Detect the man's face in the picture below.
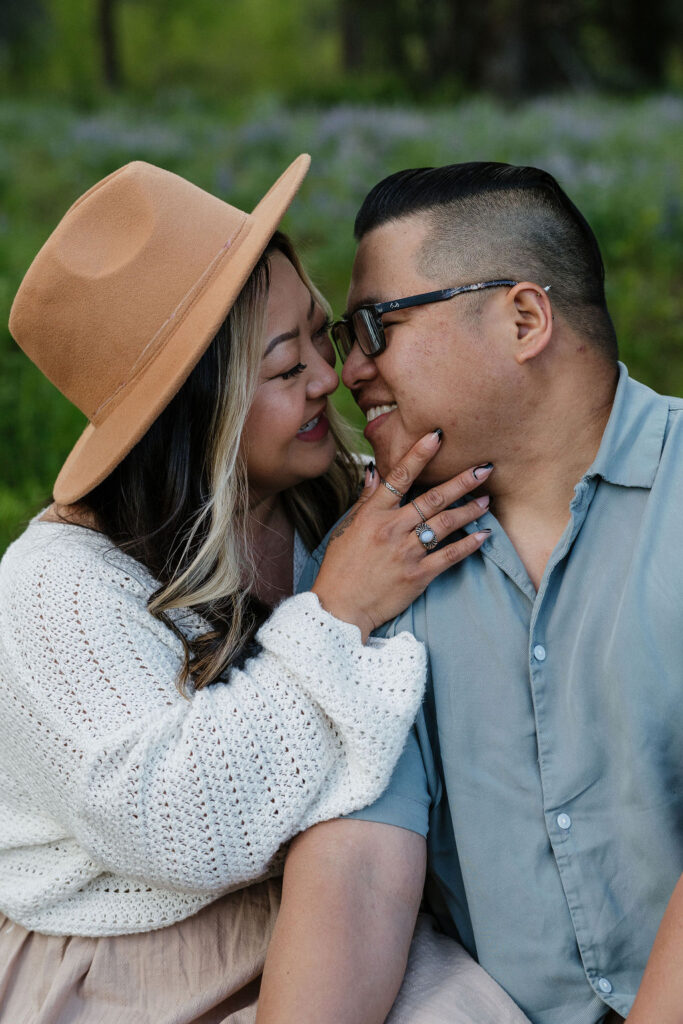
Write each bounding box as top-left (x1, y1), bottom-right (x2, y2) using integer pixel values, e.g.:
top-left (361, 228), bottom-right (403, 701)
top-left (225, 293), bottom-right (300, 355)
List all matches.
top-left (342, 213), bottom-right (511, 483)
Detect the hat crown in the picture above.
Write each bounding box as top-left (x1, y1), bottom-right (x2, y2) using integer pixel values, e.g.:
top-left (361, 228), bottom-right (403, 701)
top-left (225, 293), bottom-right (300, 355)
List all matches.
top-left (10, 162), bottom-right (249, 422)
top-left (8, 153), bottom-right (310, 504)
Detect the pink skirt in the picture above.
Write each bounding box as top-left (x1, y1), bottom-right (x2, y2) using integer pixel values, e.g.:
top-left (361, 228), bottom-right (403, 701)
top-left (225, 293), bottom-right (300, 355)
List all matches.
top-left (0, 879), bottom-right (281, 1024)
top-left (0, 889), bottom-right (615, 1024)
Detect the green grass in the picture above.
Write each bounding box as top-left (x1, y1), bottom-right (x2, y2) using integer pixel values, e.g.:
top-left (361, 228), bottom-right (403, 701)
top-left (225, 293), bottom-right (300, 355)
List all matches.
top-left (2, 92), bottom-right (682, 552)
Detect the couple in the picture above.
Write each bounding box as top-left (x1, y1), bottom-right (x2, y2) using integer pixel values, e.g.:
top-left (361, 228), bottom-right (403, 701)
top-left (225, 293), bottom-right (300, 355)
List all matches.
top-left (0, 154), bottom-right (681, 1024)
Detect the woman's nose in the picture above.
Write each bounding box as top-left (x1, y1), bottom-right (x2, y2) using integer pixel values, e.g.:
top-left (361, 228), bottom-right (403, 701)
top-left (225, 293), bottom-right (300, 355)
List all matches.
top-left (308, 350), bottom-right (340, 397)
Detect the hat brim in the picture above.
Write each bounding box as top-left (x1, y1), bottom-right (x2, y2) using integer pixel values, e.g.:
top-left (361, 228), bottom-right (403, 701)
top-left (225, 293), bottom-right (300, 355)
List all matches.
top-left (54, 154), bottom-right (311, 504)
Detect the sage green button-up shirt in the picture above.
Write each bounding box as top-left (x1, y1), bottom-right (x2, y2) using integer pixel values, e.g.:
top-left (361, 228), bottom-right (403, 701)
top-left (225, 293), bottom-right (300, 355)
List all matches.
top-left (301, 364), bottom-right (683, 1024)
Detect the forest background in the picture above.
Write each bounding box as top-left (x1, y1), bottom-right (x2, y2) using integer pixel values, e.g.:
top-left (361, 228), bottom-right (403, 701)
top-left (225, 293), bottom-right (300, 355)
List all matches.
top-left (1, 0), bottom-right (682, 551)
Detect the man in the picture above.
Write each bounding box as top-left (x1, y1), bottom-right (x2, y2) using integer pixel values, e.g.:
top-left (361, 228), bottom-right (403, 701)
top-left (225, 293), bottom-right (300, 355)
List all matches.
top-left (256, 163), bottom-right (683, 1024)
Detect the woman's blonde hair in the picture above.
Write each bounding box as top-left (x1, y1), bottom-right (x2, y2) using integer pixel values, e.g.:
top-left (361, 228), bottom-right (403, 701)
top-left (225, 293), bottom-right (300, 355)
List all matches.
top-left (82, 232), bottom-right (361, 691)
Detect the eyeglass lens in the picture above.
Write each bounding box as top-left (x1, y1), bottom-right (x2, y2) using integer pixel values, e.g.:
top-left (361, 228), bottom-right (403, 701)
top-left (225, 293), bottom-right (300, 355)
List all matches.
top-left (354, 308), bottom-right (384, 357)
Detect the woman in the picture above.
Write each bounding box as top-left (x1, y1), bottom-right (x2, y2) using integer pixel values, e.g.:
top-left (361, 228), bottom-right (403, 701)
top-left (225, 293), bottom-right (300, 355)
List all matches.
top-left (0, 156), bottom-right (491, 1022)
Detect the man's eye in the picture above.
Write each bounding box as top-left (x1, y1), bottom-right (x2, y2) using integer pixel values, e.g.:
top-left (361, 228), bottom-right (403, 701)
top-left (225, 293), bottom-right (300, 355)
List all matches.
top-left (280, 362), bottom-right (307, 380)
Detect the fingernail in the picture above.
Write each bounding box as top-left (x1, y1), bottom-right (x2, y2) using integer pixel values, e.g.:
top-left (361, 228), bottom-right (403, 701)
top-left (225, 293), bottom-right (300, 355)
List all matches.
top-left (474, 495), bottom-right (490, 509)
top-left (475, 529), bottom-right (492, 540)
top-left (368, 460), bottom-right (375, 479)
top-left (473, 462), bottom-right (493, 480)
top-left (432, 428), bottom-right (443, 441)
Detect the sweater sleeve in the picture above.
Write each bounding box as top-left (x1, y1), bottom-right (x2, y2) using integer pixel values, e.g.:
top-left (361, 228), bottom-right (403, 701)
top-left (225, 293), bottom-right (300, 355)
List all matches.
top-left (1, 531), bottom-right (425, 895)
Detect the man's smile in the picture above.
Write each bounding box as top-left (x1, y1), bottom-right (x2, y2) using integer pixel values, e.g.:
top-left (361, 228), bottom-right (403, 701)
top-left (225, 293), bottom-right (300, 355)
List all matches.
top-left (365, 403), bottom-right (398, 424)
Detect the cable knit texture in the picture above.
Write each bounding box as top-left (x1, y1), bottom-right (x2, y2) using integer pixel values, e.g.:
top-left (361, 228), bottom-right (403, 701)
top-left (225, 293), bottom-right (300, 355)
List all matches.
top-left (0, 521), bottom-right (426, 936)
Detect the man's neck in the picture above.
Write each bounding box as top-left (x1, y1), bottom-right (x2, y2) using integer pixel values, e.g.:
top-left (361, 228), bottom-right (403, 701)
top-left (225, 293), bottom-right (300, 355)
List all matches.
top-left (479, 361), bottom-right (618, 591)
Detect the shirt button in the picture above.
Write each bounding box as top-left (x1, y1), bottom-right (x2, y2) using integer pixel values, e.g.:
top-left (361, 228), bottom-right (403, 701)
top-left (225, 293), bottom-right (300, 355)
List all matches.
top-left (557, 813), bottom-right (572, 830)
top-left (533, 644), bottom-right (547, 661)
top-left (597, 977), bottom-right (613, 994)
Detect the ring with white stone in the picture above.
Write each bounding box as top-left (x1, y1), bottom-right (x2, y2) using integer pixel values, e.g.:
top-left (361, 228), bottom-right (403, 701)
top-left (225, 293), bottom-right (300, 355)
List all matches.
top-left (416, 522), bottom-right (438, 550)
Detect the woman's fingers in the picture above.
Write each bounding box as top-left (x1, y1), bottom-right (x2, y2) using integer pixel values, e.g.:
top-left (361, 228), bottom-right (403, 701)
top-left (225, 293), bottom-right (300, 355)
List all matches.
top-left (363, 460), bottom-right (379, 497)
top-left (312, 440), bottom-right (493, 642)
top-left (421, 528), bottom-right (492, 582)
top-left (414, 495), bottom-right (490, 544)
top-left (376, 430), bottom-right (443, 505)
top-left (405, 462), bottom-right (494, 521)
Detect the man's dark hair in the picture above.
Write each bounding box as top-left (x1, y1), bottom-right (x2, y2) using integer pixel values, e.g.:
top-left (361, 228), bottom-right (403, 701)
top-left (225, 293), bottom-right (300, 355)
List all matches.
top-left (354, 162), bottom-right (618, 359)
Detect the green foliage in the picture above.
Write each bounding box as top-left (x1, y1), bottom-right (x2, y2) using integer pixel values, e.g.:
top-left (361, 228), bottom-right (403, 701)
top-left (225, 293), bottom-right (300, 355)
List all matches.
top-left (1, 92), bottom-right (682, 553)
top-left (3, 0), bottom-right (682, 104)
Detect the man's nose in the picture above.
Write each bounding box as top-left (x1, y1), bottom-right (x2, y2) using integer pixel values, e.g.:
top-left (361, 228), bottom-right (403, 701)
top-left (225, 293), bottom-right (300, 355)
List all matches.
top-left (341, 342), bottom-right (378, 390)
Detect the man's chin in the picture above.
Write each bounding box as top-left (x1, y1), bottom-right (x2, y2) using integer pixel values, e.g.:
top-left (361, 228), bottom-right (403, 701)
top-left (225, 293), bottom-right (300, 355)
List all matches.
top-left (371, 438), bottom-right (449, 488)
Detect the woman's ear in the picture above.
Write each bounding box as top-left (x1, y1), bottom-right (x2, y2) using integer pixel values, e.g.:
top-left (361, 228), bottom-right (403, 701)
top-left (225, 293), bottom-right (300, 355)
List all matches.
top-left (509, 283), bottom-right (553, 365)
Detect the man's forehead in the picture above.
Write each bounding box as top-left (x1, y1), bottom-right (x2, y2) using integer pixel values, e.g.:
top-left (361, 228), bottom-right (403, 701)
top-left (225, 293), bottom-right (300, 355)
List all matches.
top-left (346, 213), bottom-right (434, 311)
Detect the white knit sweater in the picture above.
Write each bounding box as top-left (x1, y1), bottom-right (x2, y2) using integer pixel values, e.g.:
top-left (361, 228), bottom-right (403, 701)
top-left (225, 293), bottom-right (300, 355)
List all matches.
top-left (0, 521), bottom-right (426, 937)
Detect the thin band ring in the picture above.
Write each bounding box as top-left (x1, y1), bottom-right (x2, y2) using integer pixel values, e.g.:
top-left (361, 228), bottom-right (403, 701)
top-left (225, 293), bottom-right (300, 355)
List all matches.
top-left (411, 499), bottom-right (426, 523)
top-left (380, 477), bottom-right (405, 499)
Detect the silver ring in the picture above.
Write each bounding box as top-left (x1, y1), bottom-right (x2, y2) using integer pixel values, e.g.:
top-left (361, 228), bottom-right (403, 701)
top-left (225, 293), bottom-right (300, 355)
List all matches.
top-left (416, 522), bottom-right (438, 551)
top-left (381, 478), bottom-right (405, 499)
top-left (411, 500), bottom-right (426, 523)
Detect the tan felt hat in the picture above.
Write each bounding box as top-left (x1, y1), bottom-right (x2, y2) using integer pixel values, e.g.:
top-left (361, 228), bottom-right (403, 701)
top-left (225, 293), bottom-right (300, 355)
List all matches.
top-left (9, 154), bottom-right (311, 504)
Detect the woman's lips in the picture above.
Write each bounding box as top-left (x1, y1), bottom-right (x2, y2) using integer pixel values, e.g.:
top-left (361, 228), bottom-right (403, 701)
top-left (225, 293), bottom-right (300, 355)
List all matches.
top-left (296, 412), bottom-right (329, 442)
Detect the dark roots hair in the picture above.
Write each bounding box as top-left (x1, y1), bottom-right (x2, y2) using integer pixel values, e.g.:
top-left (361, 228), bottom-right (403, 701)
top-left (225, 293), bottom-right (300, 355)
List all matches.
top-left (76, 232), bottom-right (361, 691)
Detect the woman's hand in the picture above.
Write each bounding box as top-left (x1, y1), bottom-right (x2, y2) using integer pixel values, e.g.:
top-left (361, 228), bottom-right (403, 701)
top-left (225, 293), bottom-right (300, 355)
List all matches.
top-left (312, 430), bottom-right (493, 642)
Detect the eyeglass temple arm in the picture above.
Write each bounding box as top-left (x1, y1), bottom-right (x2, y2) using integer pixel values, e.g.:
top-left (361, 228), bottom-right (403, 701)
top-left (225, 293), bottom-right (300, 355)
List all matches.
top-left (373, 280), bottom-right (522, 316)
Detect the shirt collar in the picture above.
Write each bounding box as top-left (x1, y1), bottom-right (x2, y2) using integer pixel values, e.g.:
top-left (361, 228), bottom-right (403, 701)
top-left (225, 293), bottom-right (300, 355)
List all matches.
top-left (587, 361), bottom-right (670, 488)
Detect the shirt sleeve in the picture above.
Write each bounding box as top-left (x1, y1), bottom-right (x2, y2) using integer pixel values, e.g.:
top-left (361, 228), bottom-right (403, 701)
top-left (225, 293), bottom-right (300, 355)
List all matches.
top-left (345, 723), bottom-right (431, 836)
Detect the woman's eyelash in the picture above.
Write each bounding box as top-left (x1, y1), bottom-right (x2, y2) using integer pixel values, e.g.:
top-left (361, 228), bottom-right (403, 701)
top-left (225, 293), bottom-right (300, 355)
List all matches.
top-left (314, 318), bottom-right (332, 338)
top-left (280, 362), bottom-right (307, 380)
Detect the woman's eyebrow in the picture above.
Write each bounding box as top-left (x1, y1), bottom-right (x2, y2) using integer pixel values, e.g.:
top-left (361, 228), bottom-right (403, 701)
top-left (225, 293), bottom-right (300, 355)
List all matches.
top-left (264, 327), bottom-right (299, 357)
top-left (264, 296), bottom-right (318, 356)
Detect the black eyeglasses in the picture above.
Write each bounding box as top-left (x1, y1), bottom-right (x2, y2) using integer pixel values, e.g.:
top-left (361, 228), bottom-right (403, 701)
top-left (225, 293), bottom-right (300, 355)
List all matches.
top-left (331, 279), bottom-right (520, 362)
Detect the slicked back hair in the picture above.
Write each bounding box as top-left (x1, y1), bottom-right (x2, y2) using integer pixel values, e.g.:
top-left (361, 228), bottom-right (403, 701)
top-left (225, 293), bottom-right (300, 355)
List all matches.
top-left (354, 162), bottom-right (618, 360)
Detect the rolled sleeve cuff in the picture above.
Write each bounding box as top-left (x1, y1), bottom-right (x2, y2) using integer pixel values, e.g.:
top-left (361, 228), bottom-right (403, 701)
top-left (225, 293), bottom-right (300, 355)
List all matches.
top-left (344, 726), bottom-right (431, 837)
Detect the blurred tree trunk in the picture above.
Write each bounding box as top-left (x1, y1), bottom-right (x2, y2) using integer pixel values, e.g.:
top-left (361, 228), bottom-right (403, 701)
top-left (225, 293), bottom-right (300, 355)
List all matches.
top-left (336, 0), bottom-right (676, 95)
top-left (97, 0), bottom-right (122, 89)
top-left (474, 0), bottom-right (589, 95)
top-left (339, 0), bottom-right (366, 70)
top-left (603, 0), bottom-right (677, 86)
top-left (339, 0), bottom-right (413, 83)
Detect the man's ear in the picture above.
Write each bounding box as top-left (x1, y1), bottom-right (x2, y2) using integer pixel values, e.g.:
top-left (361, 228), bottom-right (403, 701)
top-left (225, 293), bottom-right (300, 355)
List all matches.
top-left (509, 283), bottom-right (553, 365)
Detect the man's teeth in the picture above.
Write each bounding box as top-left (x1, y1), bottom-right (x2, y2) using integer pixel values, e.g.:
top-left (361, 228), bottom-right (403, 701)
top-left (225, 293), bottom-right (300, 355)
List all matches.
top-left (366, 403), bottom-right (398, 424)
top-left (298, 415), bottom-right (320, 433)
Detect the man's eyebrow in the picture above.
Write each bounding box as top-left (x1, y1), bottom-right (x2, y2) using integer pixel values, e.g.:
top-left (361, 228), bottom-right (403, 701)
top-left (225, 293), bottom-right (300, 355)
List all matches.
top-left (264, 327), bottom-right (299, 357)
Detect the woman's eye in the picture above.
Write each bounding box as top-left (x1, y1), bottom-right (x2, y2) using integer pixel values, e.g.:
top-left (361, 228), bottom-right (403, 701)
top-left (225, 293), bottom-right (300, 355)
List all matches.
top-left (280, 362), bottom-right (307, 381)
top-left (314, 319), bottom-right (332, 340)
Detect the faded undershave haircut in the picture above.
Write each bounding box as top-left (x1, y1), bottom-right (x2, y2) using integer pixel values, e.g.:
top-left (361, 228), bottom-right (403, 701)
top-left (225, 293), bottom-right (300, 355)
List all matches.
top-left (354, 162), bottom-right (618, 360)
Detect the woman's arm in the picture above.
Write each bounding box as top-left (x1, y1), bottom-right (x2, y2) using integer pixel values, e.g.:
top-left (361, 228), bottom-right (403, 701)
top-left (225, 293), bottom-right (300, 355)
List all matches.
top-left (256, 819), bottom-right (426, 1024)
top-left (626, 873), bottom-right (683, 1024)
top-left (2, 535), bottom-right (426, 896)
